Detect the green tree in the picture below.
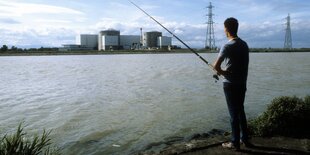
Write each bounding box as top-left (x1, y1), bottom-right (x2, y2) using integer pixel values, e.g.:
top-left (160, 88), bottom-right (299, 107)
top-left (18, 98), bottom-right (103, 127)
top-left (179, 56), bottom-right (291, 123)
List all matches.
top-left (10, 46), bottom-right (18, 51)
top-left (39, 46), bottom-right (44, 51)
top-left (1, 45), bottom-right (8, 52)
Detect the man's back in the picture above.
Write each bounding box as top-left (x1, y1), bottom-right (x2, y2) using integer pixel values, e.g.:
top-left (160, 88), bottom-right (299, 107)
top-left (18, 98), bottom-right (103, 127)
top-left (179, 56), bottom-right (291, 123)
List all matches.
top-left (219, 38), bottom-right (249, 84)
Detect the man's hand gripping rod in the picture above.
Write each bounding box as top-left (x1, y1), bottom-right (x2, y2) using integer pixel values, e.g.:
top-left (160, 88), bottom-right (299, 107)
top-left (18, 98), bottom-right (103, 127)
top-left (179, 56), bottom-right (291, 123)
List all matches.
top-left (129, 1), bottom-right (220, 81)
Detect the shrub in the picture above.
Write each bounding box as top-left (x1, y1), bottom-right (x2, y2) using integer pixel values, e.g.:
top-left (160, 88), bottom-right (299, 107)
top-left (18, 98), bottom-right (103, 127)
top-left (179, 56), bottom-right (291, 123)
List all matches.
top-left (0, 123), bottom-right (60, 155)
top-left (248, 96), bottom-right (310, 138)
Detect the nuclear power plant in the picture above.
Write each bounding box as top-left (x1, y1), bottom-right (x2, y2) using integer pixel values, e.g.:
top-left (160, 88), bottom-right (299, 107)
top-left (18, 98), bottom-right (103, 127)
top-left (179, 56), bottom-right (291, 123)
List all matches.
top-left (60, 29), bottom-right (172, 51)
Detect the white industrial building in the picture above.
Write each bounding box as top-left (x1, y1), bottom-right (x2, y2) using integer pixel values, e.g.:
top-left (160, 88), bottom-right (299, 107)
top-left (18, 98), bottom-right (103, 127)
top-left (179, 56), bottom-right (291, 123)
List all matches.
top-left (98, 30), bottom-right (120, 51)
top-left (143, 31), bottom-right (162, 48)
top-left (60, 29), bottom-right (172, 51)
top-left (120, 35), bottom-right (141, 50)
top-left (98, 29), bottom-right (171, 51)
top-left (76, 34), bottom-right (98, 50)
top-left (101, 35), bottom-right (119, 50)
top-left (158, 36), bottom-right (172, 49)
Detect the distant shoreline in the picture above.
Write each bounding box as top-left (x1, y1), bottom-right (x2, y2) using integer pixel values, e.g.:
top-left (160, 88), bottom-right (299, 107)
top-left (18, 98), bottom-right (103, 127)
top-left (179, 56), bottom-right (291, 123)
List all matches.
top-left (0, 50), bottom-right (208, 56)
top-left (0, 49), bottom-right (309, 56)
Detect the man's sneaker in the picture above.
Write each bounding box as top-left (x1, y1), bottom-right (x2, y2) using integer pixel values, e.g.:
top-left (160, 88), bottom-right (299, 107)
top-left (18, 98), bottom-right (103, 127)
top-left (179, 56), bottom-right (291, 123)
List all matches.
top-left (222, 142), bottom-right (240, 151)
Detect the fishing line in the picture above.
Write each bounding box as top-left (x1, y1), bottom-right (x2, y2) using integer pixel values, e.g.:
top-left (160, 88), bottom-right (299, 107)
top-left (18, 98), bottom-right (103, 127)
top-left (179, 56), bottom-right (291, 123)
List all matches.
top-left (129, 0), bottom-right (220, 81)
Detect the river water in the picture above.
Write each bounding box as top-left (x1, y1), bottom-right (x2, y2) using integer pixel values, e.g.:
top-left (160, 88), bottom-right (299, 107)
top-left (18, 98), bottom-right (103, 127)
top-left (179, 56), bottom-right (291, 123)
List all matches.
top-left (0, 53), bottom-right (309, 154)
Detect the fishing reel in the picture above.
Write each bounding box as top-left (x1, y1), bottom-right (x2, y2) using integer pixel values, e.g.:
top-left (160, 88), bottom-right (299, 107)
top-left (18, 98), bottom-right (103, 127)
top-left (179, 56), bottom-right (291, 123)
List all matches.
top-left (213, 74), bottom-right (219, 83)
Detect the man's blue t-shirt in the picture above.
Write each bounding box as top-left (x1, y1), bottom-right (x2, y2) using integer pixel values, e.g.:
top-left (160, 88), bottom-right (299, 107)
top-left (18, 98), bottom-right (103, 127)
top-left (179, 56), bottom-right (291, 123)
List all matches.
top-left (218, 38), bottom-right (249, 84)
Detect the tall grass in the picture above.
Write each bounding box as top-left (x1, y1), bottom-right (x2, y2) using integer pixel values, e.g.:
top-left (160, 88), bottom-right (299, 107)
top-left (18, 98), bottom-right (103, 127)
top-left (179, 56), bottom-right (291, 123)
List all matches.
top-left (0, 123), bottom-right (60, 155)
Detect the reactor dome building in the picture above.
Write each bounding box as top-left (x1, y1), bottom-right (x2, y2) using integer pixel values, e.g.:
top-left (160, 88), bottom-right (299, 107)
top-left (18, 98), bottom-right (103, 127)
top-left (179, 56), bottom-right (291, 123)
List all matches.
top-left (60, 29), bottom-right (172, 51)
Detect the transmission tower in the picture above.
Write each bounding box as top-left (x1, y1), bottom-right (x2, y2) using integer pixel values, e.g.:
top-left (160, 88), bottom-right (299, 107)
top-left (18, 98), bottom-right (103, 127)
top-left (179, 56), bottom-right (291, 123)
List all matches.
top-left (284, 13), bottom-right (292, 49)
top-left (205, 2), bottom-right (216, 50)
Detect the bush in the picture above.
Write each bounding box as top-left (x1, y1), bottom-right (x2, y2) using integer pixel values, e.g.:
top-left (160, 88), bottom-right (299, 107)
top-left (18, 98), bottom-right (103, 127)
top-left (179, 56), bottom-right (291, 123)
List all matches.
top-left (248, 96), bottom-right (310, 138)
top-left (0, 123), bottom-right (60, 155)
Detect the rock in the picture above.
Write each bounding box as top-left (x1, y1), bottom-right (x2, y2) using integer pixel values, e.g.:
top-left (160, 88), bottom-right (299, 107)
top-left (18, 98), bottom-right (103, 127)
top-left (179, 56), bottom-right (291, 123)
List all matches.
top-left (164, 136), bottom-right (184, 145)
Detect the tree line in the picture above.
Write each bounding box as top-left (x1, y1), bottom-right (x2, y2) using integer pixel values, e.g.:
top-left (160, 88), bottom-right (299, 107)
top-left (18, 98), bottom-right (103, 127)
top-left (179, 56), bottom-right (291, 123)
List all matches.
top-left (1, 45), bottom-right (58, 52)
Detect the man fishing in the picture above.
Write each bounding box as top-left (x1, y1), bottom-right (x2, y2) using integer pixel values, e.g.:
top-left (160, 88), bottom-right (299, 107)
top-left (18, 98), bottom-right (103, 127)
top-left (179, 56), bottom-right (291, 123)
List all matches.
top-left (213, 17), bottom-right (251, 151)
top-left (130, 1), bottom-right (252, 151)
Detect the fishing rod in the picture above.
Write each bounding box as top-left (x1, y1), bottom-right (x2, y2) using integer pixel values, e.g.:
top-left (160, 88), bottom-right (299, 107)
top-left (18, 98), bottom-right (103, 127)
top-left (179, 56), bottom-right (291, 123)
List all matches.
top-left (129, 0), bottom-right (220, 81)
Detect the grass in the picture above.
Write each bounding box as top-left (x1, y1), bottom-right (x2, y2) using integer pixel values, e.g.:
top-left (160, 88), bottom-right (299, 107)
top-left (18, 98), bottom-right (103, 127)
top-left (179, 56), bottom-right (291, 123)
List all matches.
top-left (0, 123), bottom-right (60, 155)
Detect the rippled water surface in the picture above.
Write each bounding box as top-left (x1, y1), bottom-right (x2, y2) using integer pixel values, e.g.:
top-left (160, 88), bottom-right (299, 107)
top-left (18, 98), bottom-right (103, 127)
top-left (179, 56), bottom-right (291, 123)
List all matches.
top-left (0, 53), bottom-right (309, 154)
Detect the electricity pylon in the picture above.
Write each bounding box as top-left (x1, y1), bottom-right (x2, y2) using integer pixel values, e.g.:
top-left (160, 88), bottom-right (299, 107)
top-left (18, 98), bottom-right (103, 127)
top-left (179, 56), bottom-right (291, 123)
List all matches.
top-left (284, 13), bottom-right (292, 49)
top-left (205, 2), bottom-right (216, 50)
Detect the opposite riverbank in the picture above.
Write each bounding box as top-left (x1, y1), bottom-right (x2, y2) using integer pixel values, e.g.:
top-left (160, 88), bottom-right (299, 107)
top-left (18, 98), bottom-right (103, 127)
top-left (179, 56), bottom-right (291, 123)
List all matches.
top-left (0, 48), bottom-right (309, 56)
top-left (0, 49), bottom-right (199, 56)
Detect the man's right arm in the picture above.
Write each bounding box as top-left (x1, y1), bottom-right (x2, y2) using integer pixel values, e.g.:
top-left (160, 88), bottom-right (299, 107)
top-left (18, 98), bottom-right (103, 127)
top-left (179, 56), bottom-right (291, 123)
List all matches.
top-left (213, 45), bottom-right (231, 76)
top-left (213, 55), bottom-right (231, 76)
top-left (213, 57), bottom-right (225, 75)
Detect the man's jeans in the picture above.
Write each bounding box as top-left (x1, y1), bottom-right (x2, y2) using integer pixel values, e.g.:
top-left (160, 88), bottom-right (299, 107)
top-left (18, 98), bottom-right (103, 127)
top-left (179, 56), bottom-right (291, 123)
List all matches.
top-left (223, 82), bottom-right (249, 147)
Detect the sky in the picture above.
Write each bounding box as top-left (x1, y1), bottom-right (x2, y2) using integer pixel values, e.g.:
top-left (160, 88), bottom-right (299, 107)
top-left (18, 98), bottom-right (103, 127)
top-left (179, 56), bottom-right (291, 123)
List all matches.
top-left (0, 0), bottom-right (309, 49)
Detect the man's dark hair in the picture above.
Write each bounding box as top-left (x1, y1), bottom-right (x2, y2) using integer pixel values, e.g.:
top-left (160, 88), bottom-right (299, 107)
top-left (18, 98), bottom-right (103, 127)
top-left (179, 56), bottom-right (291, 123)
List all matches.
top-left (224, 17), bottom-right (239, 36)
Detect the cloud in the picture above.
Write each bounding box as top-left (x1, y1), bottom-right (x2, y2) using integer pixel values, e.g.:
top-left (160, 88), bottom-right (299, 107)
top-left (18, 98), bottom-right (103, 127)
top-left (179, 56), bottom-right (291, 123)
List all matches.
top-left (33, 19), bottom-right (72, 24)
top-left (0, 27), bottom-right (78, 48)
top-left (0, 1), bottom-right (84, 17)
top-left (0, 0), bottom-right (308, 49)
top-left (0, 18), bottom-right (20, 24)
top-left (0, 0), bottom-right (88, 48)
top-left (237, 18), bottom-right (310, 48)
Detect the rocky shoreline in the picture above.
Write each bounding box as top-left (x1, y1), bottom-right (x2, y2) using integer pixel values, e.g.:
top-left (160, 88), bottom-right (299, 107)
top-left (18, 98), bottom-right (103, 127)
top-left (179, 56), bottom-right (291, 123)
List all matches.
top-left (136, 129), bottom-right (230, 155)
top-left (136, 129), bottom-right (310, 155)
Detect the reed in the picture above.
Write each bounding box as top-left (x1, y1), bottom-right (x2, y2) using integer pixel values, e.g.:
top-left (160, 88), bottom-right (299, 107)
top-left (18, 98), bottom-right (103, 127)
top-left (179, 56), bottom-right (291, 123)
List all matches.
top-left (0, 123), bottom-right (60, 155)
